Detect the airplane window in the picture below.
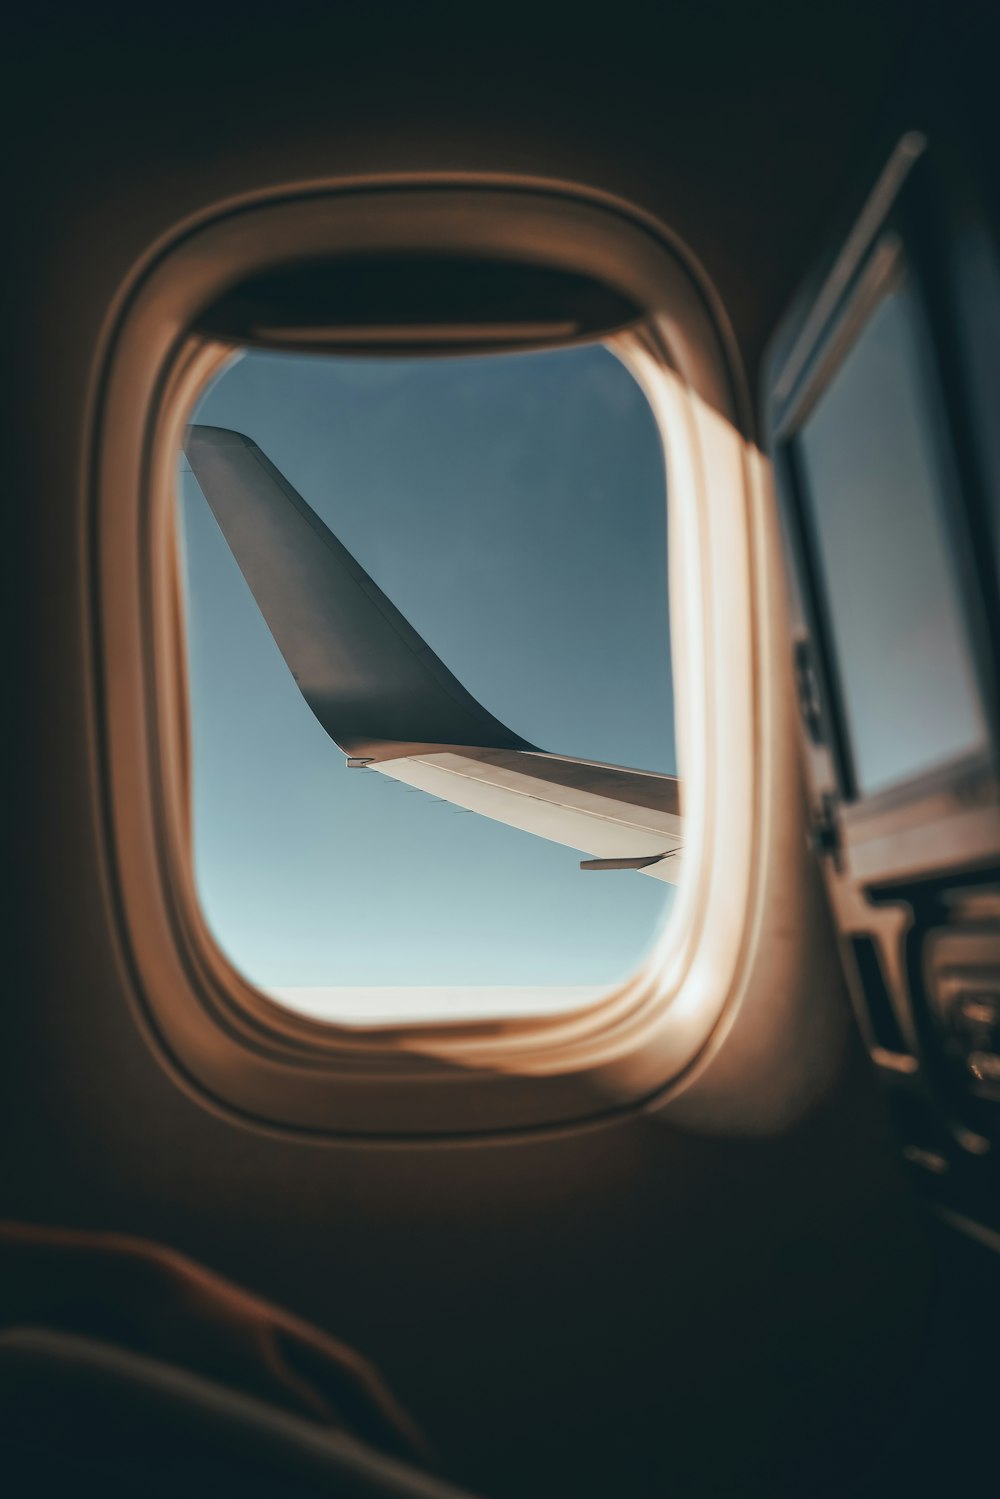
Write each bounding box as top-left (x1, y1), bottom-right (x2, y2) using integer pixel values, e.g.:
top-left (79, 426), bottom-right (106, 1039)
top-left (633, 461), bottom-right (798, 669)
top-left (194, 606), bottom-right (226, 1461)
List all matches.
top-left (176, 343), bottom-right (679, 1025)
top-left (796, 274), bottom-right (988, 799)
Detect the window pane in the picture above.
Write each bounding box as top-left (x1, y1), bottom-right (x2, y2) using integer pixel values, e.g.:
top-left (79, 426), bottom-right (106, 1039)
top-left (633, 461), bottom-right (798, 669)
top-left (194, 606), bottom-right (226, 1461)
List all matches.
top-left (177, 343), bottom-right (677, 1023)
top-left (797, 276), bottom-right (986, 799)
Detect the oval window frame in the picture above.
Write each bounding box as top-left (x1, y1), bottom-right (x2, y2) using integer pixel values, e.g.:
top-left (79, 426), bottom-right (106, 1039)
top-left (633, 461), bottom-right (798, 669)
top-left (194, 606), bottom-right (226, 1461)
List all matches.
top-left (90, 178), bottom-right (762, 1137)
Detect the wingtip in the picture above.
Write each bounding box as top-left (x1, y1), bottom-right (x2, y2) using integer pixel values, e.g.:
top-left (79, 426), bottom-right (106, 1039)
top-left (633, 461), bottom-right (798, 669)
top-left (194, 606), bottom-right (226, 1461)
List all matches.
top-left (184, 424), bottom-right (257, 456)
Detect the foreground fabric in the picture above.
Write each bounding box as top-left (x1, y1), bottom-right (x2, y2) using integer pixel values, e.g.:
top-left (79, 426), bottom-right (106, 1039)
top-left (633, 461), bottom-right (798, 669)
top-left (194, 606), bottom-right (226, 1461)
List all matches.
top-left (0, 1221), bottom-right (429, 1466)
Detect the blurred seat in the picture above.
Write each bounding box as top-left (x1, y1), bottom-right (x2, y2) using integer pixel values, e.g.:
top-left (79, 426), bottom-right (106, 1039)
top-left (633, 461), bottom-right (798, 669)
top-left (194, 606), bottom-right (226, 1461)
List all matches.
top-left (0, 1223), bottom-right (474, 1498)
top-left (0, 1327), bottom-right (476, 1497)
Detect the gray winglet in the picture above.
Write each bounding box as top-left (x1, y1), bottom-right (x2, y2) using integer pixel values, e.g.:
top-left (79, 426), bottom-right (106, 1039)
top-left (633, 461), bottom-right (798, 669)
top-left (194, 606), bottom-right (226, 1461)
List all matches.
top-left (184, 426), bottom-right (534, 760)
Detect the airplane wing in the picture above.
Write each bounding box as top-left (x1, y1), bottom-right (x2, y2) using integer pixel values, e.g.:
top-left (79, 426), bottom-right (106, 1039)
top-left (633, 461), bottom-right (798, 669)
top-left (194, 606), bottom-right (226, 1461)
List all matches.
top-left (184, 425), bottom-right (682, 884)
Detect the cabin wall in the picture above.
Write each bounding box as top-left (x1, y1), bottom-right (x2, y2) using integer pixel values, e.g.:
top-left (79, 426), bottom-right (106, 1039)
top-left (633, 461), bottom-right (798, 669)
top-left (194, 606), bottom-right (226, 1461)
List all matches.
top-left (2, 6), bottom-right (957, 1494)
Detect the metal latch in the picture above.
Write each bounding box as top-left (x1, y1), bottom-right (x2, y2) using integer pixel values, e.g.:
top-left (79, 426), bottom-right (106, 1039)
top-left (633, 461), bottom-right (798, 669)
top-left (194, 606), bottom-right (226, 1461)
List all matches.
top-left (793, 638), bottom-right (824, 745)
top-left (810, 791), bottom-right (842, 870)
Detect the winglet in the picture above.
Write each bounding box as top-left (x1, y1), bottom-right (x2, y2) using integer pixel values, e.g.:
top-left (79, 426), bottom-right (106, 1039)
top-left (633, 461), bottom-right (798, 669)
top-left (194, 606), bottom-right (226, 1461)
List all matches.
top-left (184, 426), bottom-right (534, 760)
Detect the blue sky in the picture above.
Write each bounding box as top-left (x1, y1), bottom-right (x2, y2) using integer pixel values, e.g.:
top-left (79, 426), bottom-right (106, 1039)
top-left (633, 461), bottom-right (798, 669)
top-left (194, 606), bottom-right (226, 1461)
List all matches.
top-left (178, 343), bottom-right (675, 1010)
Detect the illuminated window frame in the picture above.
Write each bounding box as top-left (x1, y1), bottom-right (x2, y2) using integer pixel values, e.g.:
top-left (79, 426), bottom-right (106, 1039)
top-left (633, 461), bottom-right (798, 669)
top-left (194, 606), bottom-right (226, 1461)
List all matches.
top-left (91, 181), bottom-right (763, 1136)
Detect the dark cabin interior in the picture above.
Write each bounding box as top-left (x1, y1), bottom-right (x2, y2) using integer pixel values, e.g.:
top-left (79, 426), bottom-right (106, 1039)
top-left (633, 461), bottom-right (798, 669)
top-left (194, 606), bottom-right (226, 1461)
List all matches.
top-left (3, 4), bottom-right (999, 1495)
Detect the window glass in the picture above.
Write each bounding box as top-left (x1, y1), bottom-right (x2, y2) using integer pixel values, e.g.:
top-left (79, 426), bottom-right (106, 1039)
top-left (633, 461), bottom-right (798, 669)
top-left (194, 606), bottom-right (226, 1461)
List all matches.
top-left (797, 276), bottom-right (986, 799)
top-left (177, 343), bottom-right (677, 1023)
